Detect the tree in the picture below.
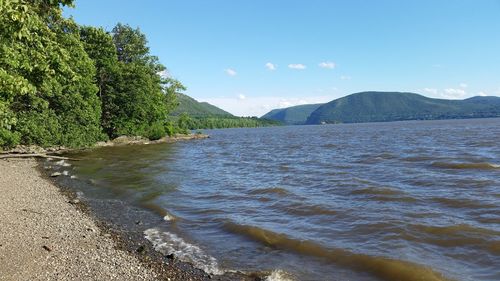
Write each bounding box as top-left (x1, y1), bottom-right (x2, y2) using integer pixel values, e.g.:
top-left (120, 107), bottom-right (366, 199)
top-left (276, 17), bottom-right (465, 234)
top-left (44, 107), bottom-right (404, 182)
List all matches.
top-left (105, 23), bottom-right (182, 139)
top-left (79, 26), bottom-right (120, 137)
top-left (0, 0), bottom-right (105, 148)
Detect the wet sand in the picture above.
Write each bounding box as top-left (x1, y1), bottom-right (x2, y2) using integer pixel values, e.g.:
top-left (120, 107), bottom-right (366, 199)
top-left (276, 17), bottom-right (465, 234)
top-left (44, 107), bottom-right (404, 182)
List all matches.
top-left (0, 159), bottom-right (255, 281)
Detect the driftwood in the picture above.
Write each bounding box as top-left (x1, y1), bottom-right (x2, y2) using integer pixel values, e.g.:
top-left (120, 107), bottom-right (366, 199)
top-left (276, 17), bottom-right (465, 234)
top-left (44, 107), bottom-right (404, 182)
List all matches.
top-left (0, 153), bottom-right (76, 161)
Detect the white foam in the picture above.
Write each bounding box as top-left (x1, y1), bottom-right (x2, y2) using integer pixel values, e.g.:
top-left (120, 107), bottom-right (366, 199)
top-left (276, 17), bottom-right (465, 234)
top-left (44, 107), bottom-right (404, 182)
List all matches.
top-left (70, 175), bottom-right (78, 179)
top-left (62, 170), bottom-right (69, 176)
top-left (144, 228), bottom-right (223, 275)
top-left (163, 214), bottom-right (175, 222)
top-left (55, 159), bottom-right (72, 167)
top-left (265, 270), bottom-right (295, 281)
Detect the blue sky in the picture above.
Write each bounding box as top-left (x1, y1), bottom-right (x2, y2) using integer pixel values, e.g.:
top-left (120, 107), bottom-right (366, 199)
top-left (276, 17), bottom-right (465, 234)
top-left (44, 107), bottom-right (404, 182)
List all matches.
top-left (65, 0), bottom-right (500, 116)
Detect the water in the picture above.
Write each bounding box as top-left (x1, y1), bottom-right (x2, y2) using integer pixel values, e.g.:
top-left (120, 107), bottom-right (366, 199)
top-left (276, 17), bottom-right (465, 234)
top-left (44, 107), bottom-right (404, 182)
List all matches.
top-left (57, 118), bottom-right (500, 281)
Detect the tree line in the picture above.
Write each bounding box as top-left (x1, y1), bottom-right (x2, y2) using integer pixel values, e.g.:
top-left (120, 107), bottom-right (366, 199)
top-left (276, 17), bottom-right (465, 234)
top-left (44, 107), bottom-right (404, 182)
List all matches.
top-left (173, 113), bottom-right (280, 131)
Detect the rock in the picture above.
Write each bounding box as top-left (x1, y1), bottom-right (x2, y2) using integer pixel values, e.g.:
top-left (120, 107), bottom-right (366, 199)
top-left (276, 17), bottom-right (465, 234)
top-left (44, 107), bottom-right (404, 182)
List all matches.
top-left (166, 253), bottom-right (175, 260)
top-left (42, 245), bottom-right (52, 252)
top-left (68, 199), bottom-right (80, 204)
top-left (103, 233), bottom-right (112, 238)
top-left (135, 220), bottom-right (142, 225)
top-left (50, 172), bottom-right (62, 177)
top-left (136, 245), bottom-right (145, 254)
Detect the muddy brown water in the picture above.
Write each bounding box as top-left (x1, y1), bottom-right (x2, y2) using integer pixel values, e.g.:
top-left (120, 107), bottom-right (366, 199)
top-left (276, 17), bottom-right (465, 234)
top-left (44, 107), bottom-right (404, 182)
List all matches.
top-left (54, 118), bottom-right (500, 281)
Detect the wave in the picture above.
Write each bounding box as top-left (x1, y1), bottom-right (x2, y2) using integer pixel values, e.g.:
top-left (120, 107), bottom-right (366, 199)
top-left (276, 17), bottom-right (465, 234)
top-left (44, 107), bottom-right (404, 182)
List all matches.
top-left (431, 197), bottom-right (497, 209)
top-left (350, 187), bottom-right (417, 203)
top-left (431, 162), bottom-right (500, 170)
top-left (412, 223), bottom-right (500, 237)
top-left (408, 224), bottom-right (500, 255)
top-left (401, 156), bottom-right (436, 162)
top-left (350, 187), bottom-right (405, 196)
top-left (223, 222), bottom-right (451, 281)
top-left (249, 187), bottom-right (291, 196)
top-left (144, 228), bottom-right (223, 275)
top-left (273, 201), bottom-right (338, 216)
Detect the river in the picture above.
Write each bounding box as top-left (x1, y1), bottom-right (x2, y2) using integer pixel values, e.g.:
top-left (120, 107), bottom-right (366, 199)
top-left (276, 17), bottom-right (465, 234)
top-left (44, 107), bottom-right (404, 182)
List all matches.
top-left (55, 118), bottom-right (500, 281)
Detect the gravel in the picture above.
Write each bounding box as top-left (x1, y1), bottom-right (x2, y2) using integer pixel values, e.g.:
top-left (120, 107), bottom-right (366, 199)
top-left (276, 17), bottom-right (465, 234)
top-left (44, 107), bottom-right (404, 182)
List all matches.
top-left (0, 159), bottom-right (158, 281)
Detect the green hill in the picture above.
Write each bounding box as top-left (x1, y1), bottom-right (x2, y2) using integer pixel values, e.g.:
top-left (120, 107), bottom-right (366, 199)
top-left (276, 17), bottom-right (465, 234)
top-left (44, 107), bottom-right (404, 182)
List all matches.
top-left (306, 92), bottom-right (500, 124)
top-left (261, 104), bottom-right (323, 125)
top-left (171, 93), bottom-right (232, 117)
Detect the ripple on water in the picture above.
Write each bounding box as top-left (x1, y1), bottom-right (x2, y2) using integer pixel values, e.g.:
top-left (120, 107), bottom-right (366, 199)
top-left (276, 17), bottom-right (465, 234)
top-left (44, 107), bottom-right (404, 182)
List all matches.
top-left (223, 222), bottom-right (451, 281)
top-left (270, 200), bottom-right (339, 217)
top-left (430, 162), bottom-right (500, 170)
top-left (248, 187), bottom-right (292, 196)
top-left (406, 224), bottom-right (500, 256)
top-left (430, 197), bottom-right (497, 209)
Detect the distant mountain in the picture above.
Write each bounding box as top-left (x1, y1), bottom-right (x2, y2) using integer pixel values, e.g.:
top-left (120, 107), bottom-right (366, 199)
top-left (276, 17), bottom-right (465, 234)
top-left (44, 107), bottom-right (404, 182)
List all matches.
top-left (306, 92), bottom-right (500, 124)
top-left (171, 93), bottom-right (232, 117)
top-left (261, 103), bottom-right (323, 125)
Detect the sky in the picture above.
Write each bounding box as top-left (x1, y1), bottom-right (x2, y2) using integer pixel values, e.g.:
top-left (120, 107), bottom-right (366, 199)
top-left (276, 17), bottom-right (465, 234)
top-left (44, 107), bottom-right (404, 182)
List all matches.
top-left (65, 0), bottom-right (500, 117)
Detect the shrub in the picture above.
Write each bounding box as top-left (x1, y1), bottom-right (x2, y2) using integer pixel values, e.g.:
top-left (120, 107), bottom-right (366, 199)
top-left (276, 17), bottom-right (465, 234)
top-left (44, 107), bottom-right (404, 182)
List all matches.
top-left (147, 122), bottom-right (165, 140)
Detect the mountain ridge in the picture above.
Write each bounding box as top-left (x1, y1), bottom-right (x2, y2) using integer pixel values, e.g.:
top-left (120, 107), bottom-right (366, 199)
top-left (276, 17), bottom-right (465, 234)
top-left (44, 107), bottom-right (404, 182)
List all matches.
top-left (171, 93), bottom-right (233, 117)
top-left (261, 92), bottom-right (500, 125)
top-left (261, 103), bottom-right (323, 125)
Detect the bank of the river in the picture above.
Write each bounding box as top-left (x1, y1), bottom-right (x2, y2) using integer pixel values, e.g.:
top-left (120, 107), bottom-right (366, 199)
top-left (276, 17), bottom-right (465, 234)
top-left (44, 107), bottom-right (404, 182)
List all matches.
top-left (0, 157), bottom-right (257, 281)
top-left (1, 133), bottom-right (210, 155)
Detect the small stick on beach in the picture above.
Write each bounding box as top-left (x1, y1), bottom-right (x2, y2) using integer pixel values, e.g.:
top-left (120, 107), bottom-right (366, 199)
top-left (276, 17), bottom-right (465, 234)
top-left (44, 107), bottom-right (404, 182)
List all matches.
top-left (0, 154), bottom-right (77, 161)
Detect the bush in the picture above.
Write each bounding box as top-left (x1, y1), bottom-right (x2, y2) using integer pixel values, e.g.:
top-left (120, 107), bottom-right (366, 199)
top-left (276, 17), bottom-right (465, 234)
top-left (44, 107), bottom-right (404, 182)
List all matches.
top-left (147, 122), bottom-right (165, 140)
top-left (0, 128), bottom-right (20, 149)
top-left (15, 111), bottom-right (62, 147)
top-left (164, 121), bottom-right (175, 136)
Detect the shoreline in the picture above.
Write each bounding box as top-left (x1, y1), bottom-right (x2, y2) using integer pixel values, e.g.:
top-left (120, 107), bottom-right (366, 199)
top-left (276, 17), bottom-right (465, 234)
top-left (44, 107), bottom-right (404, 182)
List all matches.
top-left (0, 158), bottom-right (259, 281)
top-left (1, 133), bottom-right (210, 156)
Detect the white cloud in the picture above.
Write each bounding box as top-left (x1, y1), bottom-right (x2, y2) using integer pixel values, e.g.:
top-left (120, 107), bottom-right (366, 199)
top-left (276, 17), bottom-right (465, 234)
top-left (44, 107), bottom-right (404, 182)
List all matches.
top-left (225, 68), bottom-right (237, 76)
top-left (238, 93), bottom-right (246, 100)
top-left (459, 83), bottom-right (468, 88)
top-left (477, 91), bottom-right (487, 96)
top-left (443, 88), bottom-right (467, 99)
top-left (199, 95), bottom-right (334, 117)
top-left (288, 63), bottom-right (306, 70)
top-left (265, 62), bottom-right (276, 71)
top-left (422, 86), bottom-right (469, 99)
top-left (340, 75), bottom-right (351, 80)
top-left (318, 61), bottom-right (336, 69)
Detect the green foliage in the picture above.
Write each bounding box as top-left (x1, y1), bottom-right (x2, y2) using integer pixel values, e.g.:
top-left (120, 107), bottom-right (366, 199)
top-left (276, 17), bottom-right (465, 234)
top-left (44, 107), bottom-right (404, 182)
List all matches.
top-left (0, 0), bottom-right (105, 148)
top-left (89, 23), bottom-right (184, 140)
top-left (176, 112), bottom-right (192, 134)
top-left (146, 122), bottom-right (166, 141)
top-left (0, 128), bottom-right (20, 148)
top-left (164, 121), bottom-right (176, 137)
top-left (79, 26), bottom-right (120, 137)
top-left (0, 2), bottom-right (192, 148)
top-left (171, 115), bottom-right (280, 130)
